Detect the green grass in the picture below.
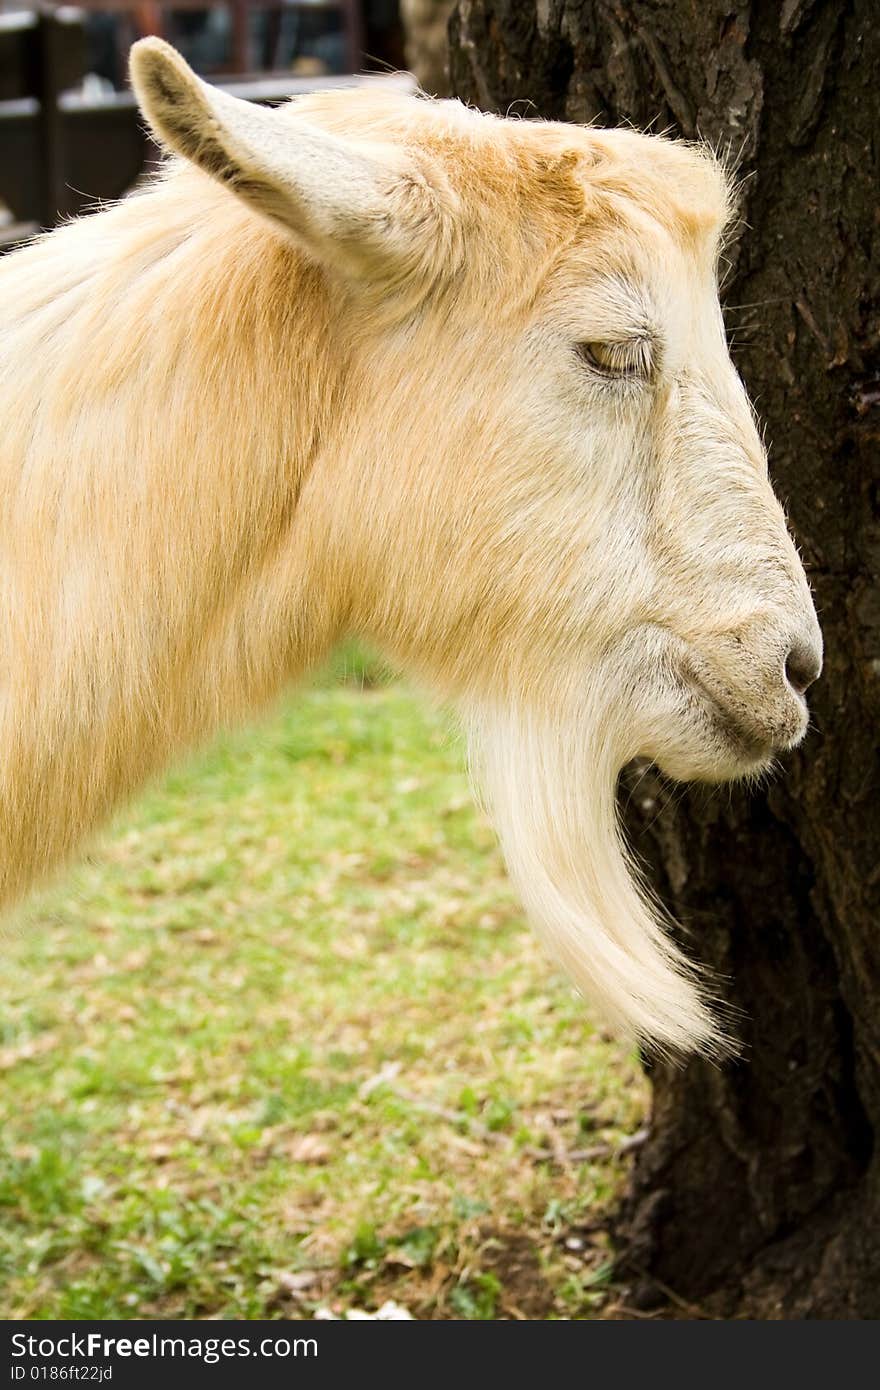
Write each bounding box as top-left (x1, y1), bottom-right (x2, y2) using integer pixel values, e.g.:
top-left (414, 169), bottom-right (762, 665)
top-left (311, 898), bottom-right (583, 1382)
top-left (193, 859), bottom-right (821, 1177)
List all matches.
top-left (0, 650), bottom-right (646, 1319)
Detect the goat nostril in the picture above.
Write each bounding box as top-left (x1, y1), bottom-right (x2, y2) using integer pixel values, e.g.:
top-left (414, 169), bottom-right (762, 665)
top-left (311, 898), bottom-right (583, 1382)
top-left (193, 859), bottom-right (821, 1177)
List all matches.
top-left (785, 643), bottom-right (821, 697)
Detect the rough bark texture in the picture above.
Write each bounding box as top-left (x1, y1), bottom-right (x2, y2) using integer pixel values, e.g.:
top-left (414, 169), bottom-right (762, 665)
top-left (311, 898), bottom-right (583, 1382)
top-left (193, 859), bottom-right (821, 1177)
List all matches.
top-left (449, 1), bottom-right (880, 1317)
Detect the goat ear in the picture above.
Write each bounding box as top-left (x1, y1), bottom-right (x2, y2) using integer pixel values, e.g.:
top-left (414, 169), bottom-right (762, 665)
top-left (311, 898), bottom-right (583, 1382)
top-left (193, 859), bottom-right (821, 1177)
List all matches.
top-left (129, 39), bottom-right (456, 281)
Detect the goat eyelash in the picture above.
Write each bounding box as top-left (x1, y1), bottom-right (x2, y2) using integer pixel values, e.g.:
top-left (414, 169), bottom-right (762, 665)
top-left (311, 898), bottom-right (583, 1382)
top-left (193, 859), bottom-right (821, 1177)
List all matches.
top-left (576, 338), bottom-right (654, 382)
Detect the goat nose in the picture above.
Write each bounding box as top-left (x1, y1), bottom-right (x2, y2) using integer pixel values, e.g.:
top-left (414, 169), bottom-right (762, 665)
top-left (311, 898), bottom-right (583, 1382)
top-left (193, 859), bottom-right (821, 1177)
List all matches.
top-left (784, 639), bottom-right (822, 697)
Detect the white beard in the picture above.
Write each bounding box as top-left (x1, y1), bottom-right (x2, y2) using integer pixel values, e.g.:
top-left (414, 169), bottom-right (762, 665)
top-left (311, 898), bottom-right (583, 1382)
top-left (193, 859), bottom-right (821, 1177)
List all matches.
top-left (465, 685), bottom-right (731, 1058)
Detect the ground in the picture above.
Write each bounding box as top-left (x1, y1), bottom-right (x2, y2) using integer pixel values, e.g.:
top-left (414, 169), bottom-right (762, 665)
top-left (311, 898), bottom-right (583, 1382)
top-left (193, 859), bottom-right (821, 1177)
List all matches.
top-left (0, 649), bottom-right (646, 1320)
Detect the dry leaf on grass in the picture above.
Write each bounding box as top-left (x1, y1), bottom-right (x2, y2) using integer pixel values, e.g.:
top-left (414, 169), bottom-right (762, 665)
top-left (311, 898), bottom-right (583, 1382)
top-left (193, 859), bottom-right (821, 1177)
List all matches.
top-left (289, 1134), bottom-right (332, 1164)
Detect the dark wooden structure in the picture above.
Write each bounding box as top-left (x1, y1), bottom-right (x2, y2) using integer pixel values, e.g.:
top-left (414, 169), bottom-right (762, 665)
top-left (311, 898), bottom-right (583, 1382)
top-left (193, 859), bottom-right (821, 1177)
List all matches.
top-left (53, 1), bottom-right (365, 81)
top-left (0, 3), bottom-right (368, 247)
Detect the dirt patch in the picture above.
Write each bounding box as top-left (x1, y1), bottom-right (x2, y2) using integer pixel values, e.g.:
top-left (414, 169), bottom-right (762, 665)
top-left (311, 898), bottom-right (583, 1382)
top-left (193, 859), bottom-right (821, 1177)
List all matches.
top-left (476, 1230), bottom-right (557, 1319)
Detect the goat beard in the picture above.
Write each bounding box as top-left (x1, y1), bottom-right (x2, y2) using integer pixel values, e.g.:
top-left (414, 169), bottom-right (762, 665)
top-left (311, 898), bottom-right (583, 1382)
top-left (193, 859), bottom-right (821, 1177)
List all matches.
top-left (465, 690), bottom-right (731, 1059)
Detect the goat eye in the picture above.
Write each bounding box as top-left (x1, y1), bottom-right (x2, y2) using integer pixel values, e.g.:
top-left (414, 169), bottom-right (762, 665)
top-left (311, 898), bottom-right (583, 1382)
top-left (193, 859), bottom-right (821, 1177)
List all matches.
top-left (576, 339), bottom-right (651, 380)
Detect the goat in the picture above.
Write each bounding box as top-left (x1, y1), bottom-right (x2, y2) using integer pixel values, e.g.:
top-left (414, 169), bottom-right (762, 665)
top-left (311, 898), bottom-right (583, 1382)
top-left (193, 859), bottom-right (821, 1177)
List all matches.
top-left (0, 40), bottom-right (822, 1055)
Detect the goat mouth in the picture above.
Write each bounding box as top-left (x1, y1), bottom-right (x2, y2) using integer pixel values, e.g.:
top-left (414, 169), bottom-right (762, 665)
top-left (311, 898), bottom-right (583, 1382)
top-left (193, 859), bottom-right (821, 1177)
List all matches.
top-left (682, 670), bottom-right (776, 763)
top-left (707, 700), bottom-right (774, 761)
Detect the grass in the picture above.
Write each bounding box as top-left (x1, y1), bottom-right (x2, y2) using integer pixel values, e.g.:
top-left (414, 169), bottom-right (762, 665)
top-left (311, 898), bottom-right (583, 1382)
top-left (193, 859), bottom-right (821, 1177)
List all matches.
top-left (0, 648), bottom-right (646, 1320)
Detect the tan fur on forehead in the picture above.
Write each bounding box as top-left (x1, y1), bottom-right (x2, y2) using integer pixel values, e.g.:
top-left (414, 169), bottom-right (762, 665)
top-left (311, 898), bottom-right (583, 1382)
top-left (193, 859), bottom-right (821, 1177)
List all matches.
top-left (576, 128), bottom-right (733, 247)
top-left (279, 87), bottom-right (732, 253)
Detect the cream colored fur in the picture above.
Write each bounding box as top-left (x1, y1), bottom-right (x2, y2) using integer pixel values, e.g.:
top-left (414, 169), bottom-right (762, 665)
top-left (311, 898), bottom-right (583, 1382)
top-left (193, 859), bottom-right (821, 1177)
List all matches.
top-left (0, 40), bottom-right (821, 1055)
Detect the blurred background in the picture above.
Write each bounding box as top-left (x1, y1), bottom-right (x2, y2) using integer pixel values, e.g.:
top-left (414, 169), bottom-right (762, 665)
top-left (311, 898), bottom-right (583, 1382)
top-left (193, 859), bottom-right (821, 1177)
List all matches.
top-left (0, 0), bottom-right (456, 247)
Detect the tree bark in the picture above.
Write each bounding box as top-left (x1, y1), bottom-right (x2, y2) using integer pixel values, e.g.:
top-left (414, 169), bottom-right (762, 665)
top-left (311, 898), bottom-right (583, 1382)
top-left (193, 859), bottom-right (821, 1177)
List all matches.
top-left (449, 0), bottom-right (880, 1317)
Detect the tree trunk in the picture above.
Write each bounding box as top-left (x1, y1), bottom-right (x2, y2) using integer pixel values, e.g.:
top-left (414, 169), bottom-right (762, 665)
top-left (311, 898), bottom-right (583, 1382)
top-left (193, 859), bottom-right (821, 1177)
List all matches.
top-left (449, 1), bottom-right (880, 1317)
